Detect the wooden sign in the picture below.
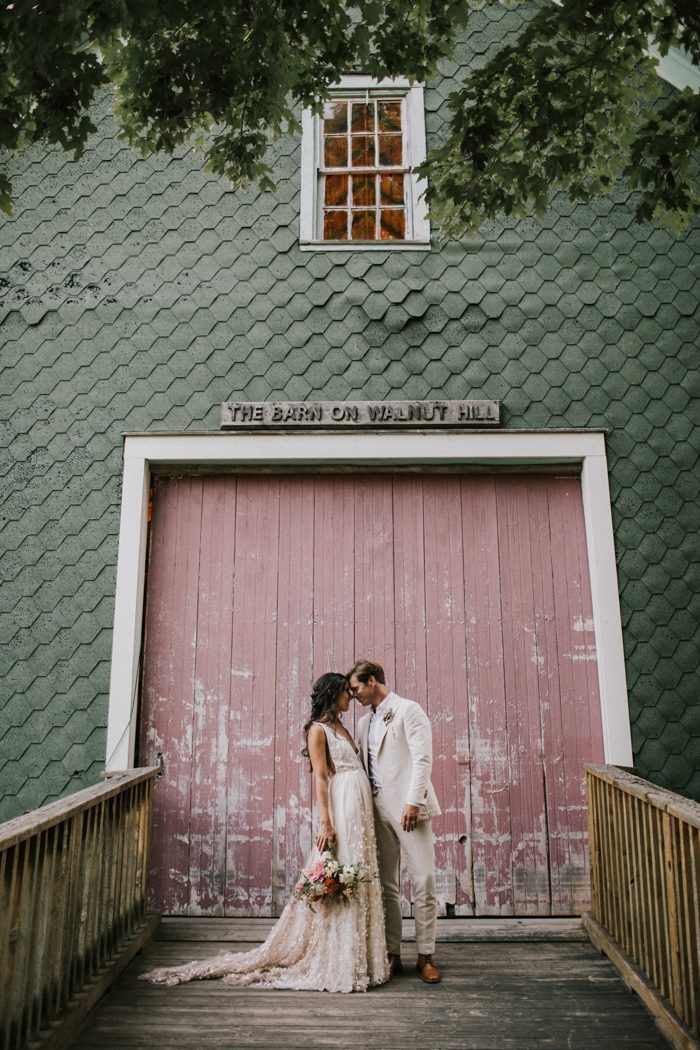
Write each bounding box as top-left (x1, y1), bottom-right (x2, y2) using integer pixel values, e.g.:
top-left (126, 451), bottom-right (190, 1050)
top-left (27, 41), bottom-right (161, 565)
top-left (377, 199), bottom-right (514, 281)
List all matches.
top-left (220, 400), bottom-right (500, 428)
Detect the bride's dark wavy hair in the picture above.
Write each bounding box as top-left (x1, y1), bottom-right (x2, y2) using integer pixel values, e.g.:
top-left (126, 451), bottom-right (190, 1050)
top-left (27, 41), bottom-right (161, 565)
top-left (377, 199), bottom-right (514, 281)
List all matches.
top-left (301, 672), bottom-right (349, 762)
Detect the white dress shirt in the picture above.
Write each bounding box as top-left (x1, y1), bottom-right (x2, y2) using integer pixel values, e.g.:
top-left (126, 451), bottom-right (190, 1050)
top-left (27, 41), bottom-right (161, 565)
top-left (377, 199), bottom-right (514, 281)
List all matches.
top-left (367, 692), bottom-right (396, 791)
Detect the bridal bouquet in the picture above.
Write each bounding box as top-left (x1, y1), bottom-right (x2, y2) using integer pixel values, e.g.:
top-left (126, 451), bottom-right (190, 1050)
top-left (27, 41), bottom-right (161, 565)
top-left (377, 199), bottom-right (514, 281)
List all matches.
top-left (292, 851), bottom-right (372, 910)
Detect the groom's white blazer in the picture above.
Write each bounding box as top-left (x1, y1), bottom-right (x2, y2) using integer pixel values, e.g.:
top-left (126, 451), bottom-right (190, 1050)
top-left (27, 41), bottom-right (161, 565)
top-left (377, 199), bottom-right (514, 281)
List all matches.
top-left (357, 693), bottom-right (441, 823)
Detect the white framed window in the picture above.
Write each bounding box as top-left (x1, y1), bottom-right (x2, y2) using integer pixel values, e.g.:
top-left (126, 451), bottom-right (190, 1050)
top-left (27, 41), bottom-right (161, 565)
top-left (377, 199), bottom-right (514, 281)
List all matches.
top-left (299, 76), bottom-right (430, 251)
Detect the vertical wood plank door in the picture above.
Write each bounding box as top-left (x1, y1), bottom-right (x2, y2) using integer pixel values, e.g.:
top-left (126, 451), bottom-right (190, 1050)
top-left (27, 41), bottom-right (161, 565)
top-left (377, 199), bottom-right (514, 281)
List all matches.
top-left (139, 472), bottom-right (605, 917)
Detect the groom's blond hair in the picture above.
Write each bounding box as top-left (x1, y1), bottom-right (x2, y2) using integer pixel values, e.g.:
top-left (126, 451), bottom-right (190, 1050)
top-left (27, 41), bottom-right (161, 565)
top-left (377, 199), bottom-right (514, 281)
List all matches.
top-left (346, 659), bottom-right (386, 685)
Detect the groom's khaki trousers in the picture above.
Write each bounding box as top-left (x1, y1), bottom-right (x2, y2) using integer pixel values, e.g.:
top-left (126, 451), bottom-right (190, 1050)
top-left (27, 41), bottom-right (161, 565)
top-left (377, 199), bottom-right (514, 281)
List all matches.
top-left (372, 788), bottom-right (437, 956)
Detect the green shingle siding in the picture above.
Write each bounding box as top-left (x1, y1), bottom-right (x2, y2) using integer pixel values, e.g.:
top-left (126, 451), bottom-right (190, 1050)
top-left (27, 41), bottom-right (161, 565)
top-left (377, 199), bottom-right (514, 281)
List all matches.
top-left (1, 6), bottom-right (699, 819)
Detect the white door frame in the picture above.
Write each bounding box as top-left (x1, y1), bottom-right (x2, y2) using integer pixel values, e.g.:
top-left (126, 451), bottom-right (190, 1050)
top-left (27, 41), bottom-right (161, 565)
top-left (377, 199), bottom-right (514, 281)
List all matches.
top-left (105, 428), bottom-right (633, 770)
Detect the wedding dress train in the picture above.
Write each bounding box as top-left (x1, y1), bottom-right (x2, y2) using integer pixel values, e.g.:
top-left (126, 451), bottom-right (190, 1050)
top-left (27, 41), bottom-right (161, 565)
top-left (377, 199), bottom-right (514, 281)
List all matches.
top-left (140, 723), bottom-right (389, 992)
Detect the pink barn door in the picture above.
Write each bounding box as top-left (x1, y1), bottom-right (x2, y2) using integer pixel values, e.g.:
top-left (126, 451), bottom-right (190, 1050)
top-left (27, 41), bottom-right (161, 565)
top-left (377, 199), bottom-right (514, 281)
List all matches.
top-left (139, 472), bottom-right (605, 917)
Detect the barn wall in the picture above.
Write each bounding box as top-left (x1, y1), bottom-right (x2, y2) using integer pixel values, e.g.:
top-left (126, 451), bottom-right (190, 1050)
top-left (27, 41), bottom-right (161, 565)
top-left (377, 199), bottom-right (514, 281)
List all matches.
top-left (1, 5), bottom-right (698, 819)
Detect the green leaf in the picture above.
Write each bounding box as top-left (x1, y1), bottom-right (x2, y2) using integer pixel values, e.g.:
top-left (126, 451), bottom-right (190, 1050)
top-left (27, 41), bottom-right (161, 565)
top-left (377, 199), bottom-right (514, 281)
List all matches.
top-left (0, 0), bottom-right (698, 232)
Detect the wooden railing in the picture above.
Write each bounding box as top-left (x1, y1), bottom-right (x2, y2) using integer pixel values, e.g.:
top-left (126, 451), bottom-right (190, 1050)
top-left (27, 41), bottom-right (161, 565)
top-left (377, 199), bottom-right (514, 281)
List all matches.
top-left (0, 768), bottom-right (160, 1050)
top-left (585, 764), bottom-right (700, 1050)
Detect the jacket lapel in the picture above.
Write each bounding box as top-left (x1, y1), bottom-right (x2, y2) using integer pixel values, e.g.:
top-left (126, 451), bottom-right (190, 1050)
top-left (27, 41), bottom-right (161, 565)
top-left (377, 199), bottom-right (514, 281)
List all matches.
top-left (376, 695), bottom-right (399, 755)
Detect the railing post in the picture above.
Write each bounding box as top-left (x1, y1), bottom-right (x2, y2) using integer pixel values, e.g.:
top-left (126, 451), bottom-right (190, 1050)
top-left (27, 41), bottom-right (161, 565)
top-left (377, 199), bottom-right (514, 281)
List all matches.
top-left (586, 770), bottom-right (602, 924)
top-left (663, 811), bottom-right (685, 1024)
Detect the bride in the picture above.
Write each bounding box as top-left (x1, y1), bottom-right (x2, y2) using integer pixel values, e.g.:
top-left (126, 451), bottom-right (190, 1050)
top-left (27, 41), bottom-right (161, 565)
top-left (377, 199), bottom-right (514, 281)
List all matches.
top-left (140, 673), bottom-right (389, 992)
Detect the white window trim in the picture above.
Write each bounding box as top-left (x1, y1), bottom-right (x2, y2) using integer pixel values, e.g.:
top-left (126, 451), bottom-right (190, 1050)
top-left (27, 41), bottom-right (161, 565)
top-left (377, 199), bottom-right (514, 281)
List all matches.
top-left (106, 429), bottom-right (632, 772)
top-left (651, 45), bottom-right (700, 92)
top-left (299, 76), bottom-right (431, 251)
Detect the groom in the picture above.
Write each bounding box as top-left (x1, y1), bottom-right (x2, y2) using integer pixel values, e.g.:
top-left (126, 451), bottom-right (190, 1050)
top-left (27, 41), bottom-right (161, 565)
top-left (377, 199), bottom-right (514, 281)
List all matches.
top-left (348, 659), bottom-right (442, 983)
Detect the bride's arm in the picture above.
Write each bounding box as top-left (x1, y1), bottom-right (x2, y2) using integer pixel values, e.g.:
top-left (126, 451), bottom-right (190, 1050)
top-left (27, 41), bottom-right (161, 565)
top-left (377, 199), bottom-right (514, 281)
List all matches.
top-left (307, 724), bottom-right (336, 852)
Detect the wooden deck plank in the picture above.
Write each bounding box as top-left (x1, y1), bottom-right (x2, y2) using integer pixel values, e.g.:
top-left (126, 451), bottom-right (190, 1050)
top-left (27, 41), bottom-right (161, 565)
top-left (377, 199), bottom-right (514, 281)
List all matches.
top-left (155, 916), bottom-right (589, 942)
top-left (68, 922), bottom-right (670, 1050)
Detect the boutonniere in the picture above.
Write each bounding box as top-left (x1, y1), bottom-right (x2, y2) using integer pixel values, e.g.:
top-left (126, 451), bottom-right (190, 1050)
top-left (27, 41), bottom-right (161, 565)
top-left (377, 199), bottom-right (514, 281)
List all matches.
top-left (382, 708), bottom-right (396, 726)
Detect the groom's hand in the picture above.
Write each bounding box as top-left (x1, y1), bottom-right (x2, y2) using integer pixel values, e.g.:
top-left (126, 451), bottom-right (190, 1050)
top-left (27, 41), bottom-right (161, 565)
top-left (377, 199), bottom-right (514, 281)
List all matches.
top-left (401, 804), bottom-right (421, 833)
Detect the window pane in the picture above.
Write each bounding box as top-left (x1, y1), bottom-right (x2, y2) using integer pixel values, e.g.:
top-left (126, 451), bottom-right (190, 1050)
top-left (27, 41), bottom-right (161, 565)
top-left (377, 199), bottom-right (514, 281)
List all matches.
top-left (378, 134), bottom-right (402, 167)
top-left (380, 209), bottom-right (406, 240)
top-left (324, 102), bottom-right (348, 134)
top-left (352, 174), bottom-right (376, 207)
top-left (324, 210), bottom-right (349, 240)
top-left (325, 174), bottom-right (348, 206)
top-left (324, 136), bottom-right (348, 168)
top-left (351, 103), bottom-right (374, 133)
top-left (351, 135), bottom-right (374, 167)
top-left (378, 101), bottom-right (402, 131)
top-left (351, 210), bottom-right (376, 240)
top-left (380, 173), bottom-right (404, 206)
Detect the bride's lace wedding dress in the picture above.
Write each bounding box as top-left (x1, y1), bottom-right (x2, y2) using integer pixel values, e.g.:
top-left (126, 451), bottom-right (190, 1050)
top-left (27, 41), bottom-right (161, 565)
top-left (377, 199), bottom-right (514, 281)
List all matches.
top-left (140, 723), bottom-right (389, 992)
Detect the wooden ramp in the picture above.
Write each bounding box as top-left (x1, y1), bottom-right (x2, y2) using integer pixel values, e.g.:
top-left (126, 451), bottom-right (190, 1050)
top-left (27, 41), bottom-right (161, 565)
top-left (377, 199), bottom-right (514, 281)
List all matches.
top-left (69, 919), bottom-right (670, 1050)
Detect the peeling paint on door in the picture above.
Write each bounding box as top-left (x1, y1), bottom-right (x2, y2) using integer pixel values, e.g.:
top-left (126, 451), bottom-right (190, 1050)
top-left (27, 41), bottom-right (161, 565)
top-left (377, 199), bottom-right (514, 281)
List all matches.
top-left (140, 473), bottom-right (604, 917)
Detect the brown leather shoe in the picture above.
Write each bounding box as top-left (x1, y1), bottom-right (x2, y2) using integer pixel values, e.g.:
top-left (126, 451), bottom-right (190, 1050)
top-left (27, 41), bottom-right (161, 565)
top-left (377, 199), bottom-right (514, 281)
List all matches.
top-left (416, 954), bottom-right (441, 983)
top-left (388, 953), bottom-right (404, 979)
